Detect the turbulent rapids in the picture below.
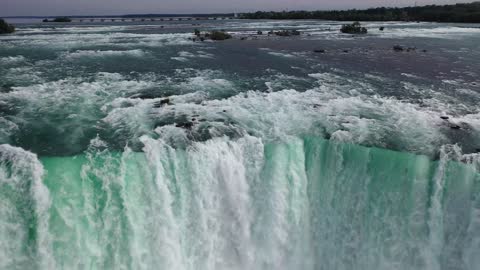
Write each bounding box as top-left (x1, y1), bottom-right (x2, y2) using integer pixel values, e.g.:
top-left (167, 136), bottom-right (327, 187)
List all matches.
top-left (1, 19), bottom-right (480, 270)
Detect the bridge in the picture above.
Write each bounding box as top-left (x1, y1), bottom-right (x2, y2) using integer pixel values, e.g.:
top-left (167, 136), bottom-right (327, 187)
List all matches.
top-left (73, 17), bottom-right (235, 23)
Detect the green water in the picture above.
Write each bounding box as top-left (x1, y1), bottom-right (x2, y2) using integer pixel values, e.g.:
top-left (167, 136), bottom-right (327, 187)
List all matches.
top-left (1, 137), bottom-right (479, 269)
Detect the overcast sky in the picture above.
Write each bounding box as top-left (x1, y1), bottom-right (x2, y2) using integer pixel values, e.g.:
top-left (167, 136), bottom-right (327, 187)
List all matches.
top-left (1, 0), bottom-right (474, 16)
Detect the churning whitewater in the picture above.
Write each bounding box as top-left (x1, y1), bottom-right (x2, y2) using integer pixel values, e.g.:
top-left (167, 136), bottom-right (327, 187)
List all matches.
top-left (1, 18), bottom-right (480, 270)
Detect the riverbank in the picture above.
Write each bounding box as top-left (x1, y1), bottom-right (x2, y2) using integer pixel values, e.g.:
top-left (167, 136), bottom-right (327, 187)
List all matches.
top-left (241, 2), bottom-right (480, 23)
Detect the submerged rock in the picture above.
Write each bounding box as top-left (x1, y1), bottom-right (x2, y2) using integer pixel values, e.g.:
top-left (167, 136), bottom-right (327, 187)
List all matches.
top-left (393, 45), bottom-right (404, 52)
top-left (274, 30), bottom-right (301, 37)
top-left (447, 122), bottom-right (471, 131)
top-left (129, 93), bottom-right (158, 99)
top-left (450, 124), bottom-right (462, 130)
top-left (393, 45), bottom-right (418, 52)
top-left (314, 49), bottom-right (326, 53)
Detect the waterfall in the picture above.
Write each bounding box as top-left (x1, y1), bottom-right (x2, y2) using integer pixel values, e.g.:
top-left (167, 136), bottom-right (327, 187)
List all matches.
top-left (1, 136), bottom-right (479, 270)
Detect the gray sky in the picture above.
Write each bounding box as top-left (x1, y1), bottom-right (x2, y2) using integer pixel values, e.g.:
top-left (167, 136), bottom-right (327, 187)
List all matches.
top-left (1, 0), bottom-right (474, 16)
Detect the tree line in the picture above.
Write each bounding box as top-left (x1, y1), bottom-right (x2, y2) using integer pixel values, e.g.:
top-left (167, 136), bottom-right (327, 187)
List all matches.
top-left (240, 2), bottom-right (480, 23)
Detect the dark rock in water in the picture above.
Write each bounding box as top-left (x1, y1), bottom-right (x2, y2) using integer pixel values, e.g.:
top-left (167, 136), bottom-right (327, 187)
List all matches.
top-left (209, 31), bottom-right (232, 41)
top-left (314, 49), bottom-right (326, 53)
top-left (393, 45), bottom-right (404, 52)
top-left (343, 50), bottom-right (349, 53)
top-left (450, 125), bottom-right (461, 130)
top-left (1, 84), bottom-right (14, 93)
top-left (160, 98), bottom-right (171, 105)
top-left (340, 22), bottom-right (367, 34)
top-left (422, 49), bottom-right (428, 52)
top-left (0, 19), bottom-right (15, 34)
top-left (175, 122), bottom-right (194, 129)
top-left (153, 98), bottom-right (171, 108)
top-left (194, 29), bottom-right (201, 36)
top-left (440, 116), bottom-right (450, 120)
top-left (393, 45), bottom-right (416, 52)
top-left (240, 37), bottom-right (247, 41)
top-left (257, 30), bottom-right (263, 35)
top-left (130, 93), bottom-right (158, 99)
top-left (379, 26), bottom-right (385, 31)
top-left (200, 37), bottom-right (205, 42)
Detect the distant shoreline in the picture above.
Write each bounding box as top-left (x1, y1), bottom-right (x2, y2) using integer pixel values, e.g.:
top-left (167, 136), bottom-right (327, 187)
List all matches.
top-left (241, 2), bottom-right (480, 23)
top-left (2, 2), bottom-right (480, 23)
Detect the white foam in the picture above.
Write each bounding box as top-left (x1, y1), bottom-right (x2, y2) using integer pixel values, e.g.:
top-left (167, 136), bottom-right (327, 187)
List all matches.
top-left (171, 57), bottom-right (189, 62)
top-left (401, 73), bottom-right (422, 79)
top-left (3, 67), bottom-right (44, 84)
top-left (268, 52), bottom-right (296, 58)
top-left (376, 25), bottom-right (480, 39)
top-left (1, 72), bottom-right (157, 145)
top-left (172, 50), bottom-right (215, 61)
top-left (61, 49), bottom-right (147, 59)
top-left (0, 56), bottom-right (27, 65)
top-left (0, 144), bottom-right (54, 269)
top-left (0, 32), bottom-right (196, 50)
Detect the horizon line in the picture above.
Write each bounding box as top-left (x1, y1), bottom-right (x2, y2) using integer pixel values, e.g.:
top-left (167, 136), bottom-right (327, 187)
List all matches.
top-left (3, 2), bottom-right (475, 18)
